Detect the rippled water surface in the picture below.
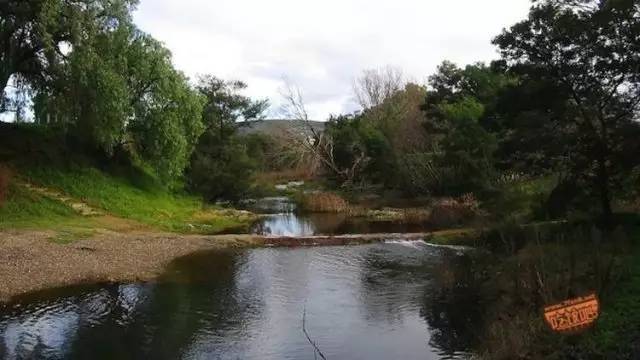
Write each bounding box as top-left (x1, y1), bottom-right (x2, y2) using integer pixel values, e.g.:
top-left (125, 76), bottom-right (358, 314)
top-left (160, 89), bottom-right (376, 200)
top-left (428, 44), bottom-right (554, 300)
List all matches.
top-left (0, 241), bottom-right (482, 360)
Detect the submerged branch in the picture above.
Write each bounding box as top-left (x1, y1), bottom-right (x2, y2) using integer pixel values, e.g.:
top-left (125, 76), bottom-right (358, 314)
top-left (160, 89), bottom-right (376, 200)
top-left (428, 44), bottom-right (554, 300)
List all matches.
top-left (302, 305), bottom-right (328, 360)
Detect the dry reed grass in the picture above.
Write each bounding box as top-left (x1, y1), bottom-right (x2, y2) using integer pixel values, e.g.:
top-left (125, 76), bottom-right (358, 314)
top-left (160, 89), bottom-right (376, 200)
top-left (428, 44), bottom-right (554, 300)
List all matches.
top-left (428, 193), bottom-right (482, 228)
top-left (256, 169), bottom-right (315, 184)
top-left (298, 192), bottom-right (350, 213)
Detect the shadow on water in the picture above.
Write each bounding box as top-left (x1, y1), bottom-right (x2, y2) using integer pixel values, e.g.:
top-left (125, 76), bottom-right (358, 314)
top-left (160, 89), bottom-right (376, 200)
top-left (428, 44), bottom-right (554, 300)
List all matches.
top-left (0, 252), bottom-right (246, 360)
top-left (0, 242), bottom-right (484, 360)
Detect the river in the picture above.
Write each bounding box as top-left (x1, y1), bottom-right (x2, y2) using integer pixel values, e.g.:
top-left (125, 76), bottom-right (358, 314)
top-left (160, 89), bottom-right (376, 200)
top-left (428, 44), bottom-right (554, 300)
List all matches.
top-left (248, 197), bottom-right (435, 236)
top-left (0, 198), bottom-right (484, 360)
top-left (0, 241), bottom-right (482, 360)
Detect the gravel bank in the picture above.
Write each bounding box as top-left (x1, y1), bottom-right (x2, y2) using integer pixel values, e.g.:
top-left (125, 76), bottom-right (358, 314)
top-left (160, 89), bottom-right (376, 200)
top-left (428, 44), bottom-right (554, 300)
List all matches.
top-left (0, 230), bottom-right (260, 302)
top-left (0, 230), bottom-right (436, 302)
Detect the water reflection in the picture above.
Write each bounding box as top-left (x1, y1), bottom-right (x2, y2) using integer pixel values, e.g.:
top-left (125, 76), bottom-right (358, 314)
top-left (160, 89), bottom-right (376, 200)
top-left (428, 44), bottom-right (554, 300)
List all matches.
top-left (252, 212), bottom-right (434, 236)
top-left (246, 197), bottom-right (434, 236)
top-left (0, 242), bottom-right (480, 360)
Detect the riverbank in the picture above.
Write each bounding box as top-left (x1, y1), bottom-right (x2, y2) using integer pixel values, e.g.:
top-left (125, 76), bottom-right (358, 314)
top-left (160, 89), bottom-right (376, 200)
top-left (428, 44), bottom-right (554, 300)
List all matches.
top-left (0, 229), bottom-right (259, 302)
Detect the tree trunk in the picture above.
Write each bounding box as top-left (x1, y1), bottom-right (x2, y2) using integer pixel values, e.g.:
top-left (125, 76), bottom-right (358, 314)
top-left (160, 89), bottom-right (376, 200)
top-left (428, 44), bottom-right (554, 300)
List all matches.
top-left (0, 70), bottom-right (11, 102)
top-left (597, 155), bottom-right (613, 230)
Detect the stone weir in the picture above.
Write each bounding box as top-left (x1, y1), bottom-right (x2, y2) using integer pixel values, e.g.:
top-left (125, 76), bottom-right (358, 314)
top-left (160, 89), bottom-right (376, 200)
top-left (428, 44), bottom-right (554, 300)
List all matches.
top-left (259, 233), bottom-right (429, 247)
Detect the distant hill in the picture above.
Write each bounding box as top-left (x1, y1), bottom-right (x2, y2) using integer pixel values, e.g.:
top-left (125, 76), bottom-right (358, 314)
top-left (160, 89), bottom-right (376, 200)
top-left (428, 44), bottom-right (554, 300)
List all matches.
top-left (237, 119), bottom-right (325, 137)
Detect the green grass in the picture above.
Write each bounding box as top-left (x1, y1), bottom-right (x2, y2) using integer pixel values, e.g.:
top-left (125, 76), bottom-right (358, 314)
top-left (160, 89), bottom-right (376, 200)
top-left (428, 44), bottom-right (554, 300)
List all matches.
top-left (0, 183), bottom-right (93, 230)
top-left (484, 176), bottom-right (557, 223)
top-left (0, 122), bottom-right (255, 235)
top-left (20, 166), bottom-right (254, 234)
top-left (424, 228), bottom-right (481, 246)
top-left (577, 228), bottom-right (640, 358)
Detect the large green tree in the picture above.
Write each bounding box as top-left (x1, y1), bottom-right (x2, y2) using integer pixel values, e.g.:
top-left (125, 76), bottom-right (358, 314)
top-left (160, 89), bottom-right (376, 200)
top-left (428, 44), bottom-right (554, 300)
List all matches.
top-left (494, 0), bottom-right (640, 227)
top-left (420, 62), bottom-right (513, 195)
top-left (3, 0), bottom-right (205, 181)
top-left (187, 76), bottom-right (268, 201)
top-left (0, 0), bottom-right (138, 99)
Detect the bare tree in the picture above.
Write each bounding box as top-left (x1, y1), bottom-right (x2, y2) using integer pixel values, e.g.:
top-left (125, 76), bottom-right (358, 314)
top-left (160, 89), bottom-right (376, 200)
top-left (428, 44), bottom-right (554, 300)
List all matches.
top-left (279, 80), bottom-right (310, 123)
top-left (278, 79), bottom-right (369, 185)
top-left (353, 66), bottom-right (406, 110)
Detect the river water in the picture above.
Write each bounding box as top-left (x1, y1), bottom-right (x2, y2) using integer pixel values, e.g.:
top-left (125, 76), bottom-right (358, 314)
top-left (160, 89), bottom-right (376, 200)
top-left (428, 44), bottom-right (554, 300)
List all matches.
top-left (0, 242), bottom-right (483, 360)
top-left (248, 197), bottom-right (434, 236)
top-left (0, 197), bottom-right (485, 359)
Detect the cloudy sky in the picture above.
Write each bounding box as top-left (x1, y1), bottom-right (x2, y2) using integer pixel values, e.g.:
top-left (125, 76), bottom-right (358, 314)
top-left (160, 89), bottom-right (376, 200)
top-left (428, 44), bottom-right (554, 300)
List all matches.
top-left (133, 0), bottom-right (532, 120)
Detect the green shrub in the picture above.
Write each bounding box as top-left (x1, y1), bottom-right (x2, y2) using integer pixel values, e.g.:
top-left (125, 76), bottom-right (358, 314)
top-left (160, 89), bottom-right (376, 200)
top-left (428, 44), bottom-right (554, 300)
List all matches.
top-left (187, 134), bottom-right (256, 202)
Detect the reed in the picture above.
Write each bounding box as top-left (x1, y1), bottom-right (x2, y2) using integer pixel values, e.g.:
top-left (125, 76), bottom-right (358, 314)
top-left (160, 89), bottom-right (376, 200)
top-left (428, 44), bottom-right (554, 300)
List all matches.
top-left (298, 192), bottom-right (350, 213)
top-left (428, 193), bottom-right (482, 228)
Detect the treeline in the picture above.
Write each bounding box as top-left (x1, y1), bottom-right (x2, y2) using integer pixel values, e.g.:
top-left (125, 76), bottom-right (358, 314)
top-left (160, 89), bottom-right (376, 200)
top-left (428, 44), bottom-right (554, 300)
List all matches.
top-left (3, 0), bottom-right (640, 226)
top-left (297, 0), bottom-right (640, 227)
top-left (1, 0), bottom-right (268, 200)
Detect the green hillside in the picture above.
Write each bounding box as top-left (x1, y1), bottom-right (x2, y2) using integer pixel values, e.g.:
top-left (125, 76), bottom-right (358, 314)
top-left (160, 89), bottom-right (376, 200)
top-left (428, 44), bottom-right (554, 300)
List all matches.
top-left (0, 123), bottom-right (255, 235)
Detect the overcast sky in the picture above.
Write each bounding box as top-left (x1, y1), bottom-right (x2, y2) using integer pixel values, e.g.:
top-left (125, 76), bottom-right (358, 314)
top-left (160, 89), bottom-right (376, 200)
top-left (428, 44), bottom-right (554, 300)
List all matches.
top-left (133, 0), bottom-right (532, 120)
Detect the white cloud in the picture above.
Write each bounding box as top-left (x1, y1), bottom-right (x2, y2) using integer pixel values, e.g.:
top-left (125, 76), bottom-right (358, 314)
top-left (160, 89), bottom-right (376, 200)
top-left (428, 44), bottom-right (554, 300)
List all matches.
top-left (133, 0), bottom-right (531, 120)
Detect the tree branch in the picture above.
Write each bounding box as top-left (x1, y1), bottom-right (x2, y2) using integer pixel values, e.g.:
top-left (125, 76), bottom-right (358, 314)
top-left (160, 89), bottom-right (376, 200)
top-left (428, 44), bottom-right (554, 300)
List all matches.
top-left (302, 305), bottom-right (327, 360)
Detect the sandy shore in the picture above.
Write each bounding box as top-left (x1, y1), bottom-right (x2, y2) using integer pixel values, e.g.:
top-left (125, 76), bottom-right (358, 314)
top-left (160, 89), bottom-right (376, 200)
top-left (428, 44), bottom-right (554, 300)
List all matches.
top-left (0, 230), bottom-right (431, 302)
top-left (0, 230), bottom-right (262, 302)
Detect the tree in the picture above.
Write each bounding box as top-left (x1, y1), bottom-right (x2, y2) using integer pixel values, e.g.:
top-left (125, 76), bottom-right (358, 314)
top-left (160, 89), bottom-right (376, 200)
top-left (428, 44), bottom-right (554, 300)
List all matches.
top-left (196, 76), bottom-right (268, 141)
top-left (324, 113), bottom-right (374, 185)
top-left (494, 0), bottom-right (640, 227)
top-left (3, 0), bottom-right (206, 182)
top-left (359, 83), bottom-right (431, 188)
top-left (353, 66), bottom-right (405, 110)
top-left (420, 62), bottom-right (510, 195)
top-left (424, 61), bottom-right (517, 134)
top-left (129, 67), bottom-right (205, 181)
top-left (0, 0), bottom-right (139, 97)
top-left (437, 97), bottom-right (498, 193)
top-left (187, 76), bottom-right (268, 200)
top-left (188, 135), bottom-right (256, 201)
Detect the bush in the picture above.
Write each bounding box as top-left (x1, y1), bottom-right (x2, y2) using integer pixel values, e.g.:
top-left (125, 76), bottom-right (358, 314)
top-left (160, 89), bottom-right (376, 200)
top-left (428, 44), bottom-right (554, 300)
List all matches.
top-left (0, 165), bottom-right (12, 206)
top-left (298, 192), bottom-right (350, 213)
top-left (428, 193), bottom-right (482, 228)
top-left (397, 152), bottom-right (460, 195)
top-left (187, 134), bottom-right (256, 202)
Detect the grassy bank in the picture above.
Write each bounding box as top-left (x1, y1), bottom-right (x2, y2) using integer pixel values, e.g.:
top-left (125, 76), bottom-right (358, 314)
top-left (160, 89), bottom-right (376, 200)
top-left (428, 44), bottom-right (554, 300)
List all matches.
top-left (0, 183), bottom-right (95, 230)
top-left (0, 123), bottom-right (257, 236)
top-left (1, 172), bottom-right (255, 236)
top-left (438, 220), bottom-right (640, 359)
top-left (18, 166), bottom-right (255, 234)
top-left (577, 228), bottom-right (640, 358)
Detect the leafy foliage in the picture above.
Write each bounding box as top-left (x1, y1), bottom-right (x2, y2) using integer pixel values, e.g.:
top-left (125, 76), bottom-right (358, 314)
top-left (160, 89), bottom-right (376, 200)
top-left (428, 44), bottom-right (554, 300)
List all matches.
top-left (189, 135), bottom-right (256, 201)
top-left (2, 0), bottom-right (205, 182)
top-left (493, 0), bottom-right (640, 226)
top-left (421, 63), bottom-right (507, 195)
top-left (186, 76), bottom-right (268, 201)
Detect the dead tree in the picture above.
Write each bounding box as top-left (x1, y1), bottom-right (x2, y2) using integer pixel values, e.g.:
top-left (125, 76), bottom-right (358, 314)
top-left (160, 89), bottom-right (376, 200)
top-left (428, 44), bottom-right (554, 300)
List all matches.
top-left (279, 80), bottom-right (369, 186)
top-left (353, 66), bottom-right (405, 110)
